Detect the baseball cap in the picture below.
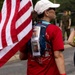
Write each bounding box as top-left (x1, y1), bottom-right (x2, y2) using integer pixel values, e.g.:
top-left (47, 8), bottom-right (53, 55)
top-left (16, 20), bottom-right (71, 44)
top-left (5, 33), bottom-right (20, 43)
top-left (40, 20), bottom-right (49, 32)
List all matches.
top-left (34, 0), bottom-right (60, 15)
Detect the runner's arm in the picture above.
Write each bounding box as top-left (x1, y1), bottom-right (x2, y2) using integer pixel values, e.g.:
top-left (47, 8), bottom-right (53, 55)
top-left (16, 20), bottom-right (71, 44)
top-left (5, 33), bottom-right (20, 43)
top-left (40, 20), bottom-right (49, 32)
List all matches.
top-left (19, 52), bottom-right (28, 60)
top-left (19, 45), bottom-right (28, 60)
top-left (54, 50), bottom-right (66, 75)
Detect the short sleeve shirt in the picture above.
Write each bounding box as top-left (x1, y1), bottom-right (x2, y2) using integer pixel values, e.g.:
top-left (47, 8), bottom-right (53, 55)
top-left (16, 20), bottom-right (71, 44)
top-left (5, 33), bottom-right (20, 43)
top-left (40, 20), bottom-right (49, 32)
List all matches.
top-left (27, 23), bottom-right (64, 75)
top-left (46, 24), bottom-right (64, 51)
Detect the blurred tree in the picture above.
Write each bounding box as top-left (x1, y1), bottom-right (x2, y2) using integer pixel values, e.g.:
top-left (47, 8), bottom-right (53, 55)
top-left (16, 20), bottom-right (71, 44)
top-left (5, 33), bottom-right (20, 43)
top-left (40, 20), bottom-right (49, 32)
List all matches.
top-left (0, 0), bottom-right (75, 25)
top-left (0, 0), bottom-right (75, 12)
top-left (32, 0), bottom-right (38, 7)
top-left (0, 0), bottom-right (4, 11)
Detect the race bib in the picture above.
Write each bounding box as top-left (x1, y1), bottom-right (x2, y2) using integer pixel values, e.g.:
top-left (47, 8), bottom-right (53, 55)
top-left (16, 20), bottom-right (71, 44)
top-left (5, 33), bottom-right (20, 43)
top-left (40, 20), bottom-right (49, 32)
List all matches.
top-left (31, 26), bottom-right (41, 56)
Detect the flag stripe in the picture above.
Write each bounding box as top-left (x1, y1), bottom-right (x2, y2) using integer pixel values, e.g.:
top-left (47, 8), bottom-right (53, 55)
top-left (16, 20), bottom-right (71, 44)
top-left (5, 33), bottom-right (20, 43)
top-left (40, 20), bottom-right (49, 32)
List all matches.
top-left (0, 0), bottom-right (20, 49)
top-left (19, 0), bottom-right (30, 11)
top-left (1, 0), bottom-right (11, 48)
top-left (0, 0), bottom-right (8, 49)
top-left (0, 20), bottom-right (32, 58)
top-left (17, 15), bottom-right (32, 34)
top-left (0, 0), bottom-right (33, 67)
top-left (16, 1), bottom-right (32, 29)
top-left (17, 1), bottom-right (31, 20)
top-left (10, 0), bottom-right (20, 43)
top-left (0, 30), bottom-right (32, 67)
top-left (4, 0), bottom-right (19, 47)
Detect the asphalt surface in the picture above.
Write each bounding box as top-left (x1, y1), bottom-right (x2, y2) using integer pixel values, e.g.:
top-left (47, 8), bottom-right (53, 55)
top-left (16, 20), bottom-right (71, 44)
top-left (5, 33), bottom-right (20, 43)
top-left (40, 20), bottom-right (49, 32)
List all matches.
top-left (0, 47), bottom-right (75, 75)
top-left (64, 47), bottom-right (75, 75)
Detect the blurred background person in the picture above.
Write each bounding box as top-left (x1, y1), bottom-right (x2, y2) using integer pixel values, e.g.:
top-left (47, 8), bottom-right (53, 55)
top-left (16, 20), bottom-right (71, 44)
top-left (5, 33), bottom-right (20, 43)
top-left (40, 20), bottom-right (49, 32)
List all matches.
top-left (60, 10), bottom-right (71, 41)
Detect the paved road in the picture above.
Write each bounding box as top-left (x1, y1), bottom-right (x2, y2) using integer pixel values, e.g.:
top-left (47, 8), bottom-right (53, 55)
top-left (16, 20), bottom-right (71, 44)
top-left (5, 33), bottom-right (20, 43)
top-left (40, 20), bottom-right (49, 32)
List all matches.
top-left (63, 47), bottom-right (75, 75)
top-left (0, 47), bottom-right (75, 75)
top-left (0, 60), bottom-right (27, 75)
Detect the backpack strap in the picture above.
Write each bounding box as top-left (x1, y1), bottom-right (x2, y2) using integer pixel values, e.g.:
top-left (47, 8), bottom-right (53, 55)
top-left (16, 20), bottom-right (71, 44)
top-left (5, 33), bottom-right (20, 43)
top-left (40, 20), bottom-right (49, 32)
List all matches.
top-left (29, 20), bottom-right (52, 57)
top-left (36, 21), bottom-right (51, 44)
top-left (36, 21), bottom-right (52, 55)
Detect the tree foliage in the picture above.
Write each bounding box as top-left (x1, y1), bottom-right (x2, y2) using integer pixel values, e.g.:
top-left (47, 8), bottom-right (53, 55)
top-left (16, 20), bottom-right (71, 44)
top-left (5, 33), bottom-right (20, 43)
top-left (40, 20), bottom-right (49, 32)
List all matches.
top-left (32, 0), bottom-right (38, 7)
top-left (0, 0), bottom-right (75, 12)
top-left (0, 0), bottom-right (4, 11)
top-left (0, 0), bottom-right (75, 25)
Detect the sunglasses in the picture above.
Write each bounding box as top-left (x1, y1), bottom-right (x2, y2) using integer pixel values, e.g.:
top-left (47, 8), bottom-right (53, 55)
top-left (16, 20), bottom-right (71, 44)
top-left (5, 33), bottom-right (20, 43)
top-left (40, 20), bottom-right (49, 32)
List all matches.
top-left (47, 8), bottom-right (55, 11)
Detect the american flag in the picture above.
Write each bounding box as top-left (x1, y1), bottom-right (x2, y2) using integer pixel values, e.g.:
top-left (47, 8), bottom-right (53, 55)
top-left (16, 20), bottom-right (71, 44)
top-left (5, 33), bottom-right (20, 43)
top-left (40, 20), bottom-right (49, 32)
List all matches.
top-left (0, 0), bottom-right (33, 67)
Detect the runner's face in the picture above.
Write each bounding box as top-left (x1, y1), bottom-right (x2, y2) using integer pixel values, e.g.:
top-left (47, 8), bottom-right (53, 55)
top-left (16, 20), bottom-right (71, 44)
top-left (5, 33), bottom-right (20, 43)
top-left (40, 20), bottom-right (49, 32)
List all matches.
top-left (63, 11), bottom-right (67, 16)
top-left (45, 9), bottom-right (56, 20)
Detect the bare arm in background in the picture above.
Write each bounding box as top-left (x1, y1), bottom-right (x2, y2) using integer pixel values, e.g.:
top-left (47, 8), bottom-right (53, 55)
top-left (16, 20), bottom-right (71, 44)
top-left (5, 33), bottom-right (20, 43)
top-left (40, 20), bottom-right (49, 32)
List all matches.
top-left (68, 18), bottom-right (71, 29)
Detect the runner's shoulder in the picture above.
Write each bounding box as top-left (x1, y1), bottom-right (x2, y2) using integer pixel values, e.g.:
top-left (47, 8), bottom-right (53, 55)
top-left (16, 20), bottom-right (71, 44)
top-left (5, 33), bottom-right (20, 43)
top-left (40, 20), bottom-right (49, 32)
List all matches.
top-left (47, 24), bottom-right (61, 31)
